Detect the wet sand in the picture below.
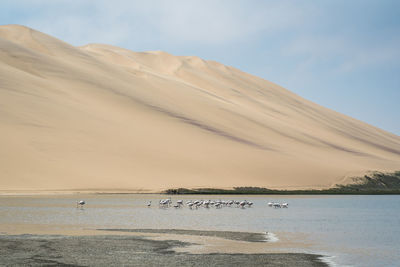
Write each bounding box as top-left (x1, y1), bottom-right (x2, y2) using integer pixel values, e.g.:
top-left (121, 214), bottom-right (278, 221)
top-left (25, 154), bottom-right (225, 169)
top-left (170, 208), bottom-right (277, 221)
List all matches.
top-left (0, 234), bottom-right (327, 266)
top-left (99, 229), bottom-right (270, 242)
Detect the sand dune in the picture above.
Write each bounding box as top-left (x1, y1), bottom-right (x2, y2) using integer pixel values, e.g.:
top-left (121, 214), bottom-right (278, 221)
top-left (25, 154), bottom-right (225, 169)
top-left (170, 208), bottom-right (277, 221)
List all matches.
top-left (0, 24), bottom-right (399, 192)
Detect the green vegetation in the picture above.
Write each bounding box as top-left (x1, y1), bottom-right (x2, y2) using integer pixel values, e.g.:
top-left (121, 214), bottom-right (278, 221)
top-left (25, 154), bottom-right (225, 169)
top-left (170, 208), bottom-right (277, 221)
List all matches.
top-left (165, 171), bottom-right (400, 195)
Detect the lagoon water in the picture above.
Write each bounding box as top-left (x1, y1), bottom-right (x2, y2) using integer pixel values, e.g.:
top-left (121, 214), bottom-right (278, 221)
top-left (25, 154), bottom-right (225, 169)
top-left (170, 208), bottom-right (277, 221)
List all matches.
top-left (1, 194), bottom-right (399, 266)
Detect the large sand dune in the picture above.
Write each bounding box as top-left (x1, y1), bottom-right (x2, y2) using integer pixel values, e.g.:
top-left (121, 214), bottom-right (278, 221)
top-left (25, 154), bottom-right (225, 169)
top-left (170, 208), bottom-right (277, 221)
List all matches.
top-left (0, 25), bottom-right (399, 192)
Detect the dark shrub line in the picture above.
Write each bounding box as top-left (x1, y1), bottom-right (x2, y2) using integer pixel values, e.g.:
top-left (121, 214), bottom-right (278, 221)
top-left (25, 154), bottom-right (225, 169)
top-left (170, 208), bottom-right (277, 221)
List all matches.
top-left (165, 171), bottom-right (400, 195)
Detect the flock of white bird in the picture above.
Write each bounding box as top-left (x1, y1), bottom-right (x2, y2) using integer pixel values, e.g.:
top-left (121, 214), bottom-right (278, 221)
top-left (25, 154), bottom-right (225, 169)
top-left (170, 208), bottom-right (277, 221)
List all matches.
top-left (151, 199), bottom-right (254, 209)
top-left (76, 199), bottom-right (289, 209)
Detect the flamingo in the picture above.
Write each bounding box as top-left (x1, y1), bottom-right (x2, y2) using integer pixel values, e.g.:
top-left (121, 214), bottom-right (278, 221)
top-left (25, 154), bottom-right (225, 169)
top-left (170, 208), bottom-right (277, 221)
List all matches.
top-left (273, 203), bottom-right (281, 208)
top-left (159, 199), bottom-right (169, 207)
top-left (76, 200), bottom-right (85, 208)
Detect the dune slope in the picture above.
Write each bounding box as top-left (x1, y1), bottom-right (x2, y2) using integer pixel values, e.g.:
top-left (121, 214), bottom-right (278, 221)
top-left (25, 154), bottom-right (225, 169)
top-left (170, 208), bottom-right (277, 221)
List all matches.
top-left (0, 25), bottom-right (399, 192)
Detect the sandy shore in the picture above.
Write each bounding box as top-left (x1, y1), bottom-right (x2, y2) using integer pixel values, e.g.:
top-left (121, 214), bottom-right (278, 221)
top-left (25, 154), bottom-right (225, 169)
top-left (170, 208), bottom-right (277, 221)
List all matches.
top-left (0, 233), bottom-right (327, 266)
top-left (99, 229), bottom-right (270, 242)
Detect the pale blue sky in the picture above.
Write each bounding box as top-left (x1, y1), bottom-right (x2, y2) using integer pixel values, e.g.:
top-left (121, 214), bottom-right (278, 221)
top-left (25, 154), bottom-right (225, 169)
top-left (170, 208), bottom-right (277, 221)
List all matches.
top-left (1, 0), bottom-right (399, 135)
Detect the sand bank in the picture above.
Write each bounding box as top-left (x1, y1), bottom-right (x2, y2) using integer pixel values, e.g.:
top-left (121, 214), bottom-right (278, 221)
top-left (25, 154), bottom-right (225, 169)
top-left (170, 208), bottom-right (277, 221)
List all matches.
top-left (0, 234), bottom-right (327, 266)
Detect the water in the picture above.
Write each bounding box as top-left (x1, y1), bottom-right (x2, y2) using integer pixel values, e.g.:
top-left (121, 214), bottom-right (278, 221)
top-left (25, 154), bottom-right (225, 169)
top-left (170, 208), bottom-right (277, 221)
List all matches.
top-left (1, 194), bottom-right (399, 266)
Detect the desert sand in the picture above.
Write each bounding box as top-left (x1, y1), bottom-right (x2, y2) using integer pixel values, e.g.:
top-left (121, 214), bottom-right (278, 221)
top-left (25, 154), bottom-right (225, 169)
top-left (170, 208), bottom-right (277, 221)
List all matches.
top-left (0, 24), bottom-right (399, 192)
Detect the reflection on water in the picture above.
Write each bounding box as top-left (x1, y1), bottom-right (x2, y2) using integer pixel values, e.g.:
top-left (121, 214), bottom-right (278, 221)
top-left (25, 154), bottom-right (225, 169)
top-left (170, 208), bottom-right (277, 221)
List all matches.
top-left (1, 194), bottom-right (399, 266)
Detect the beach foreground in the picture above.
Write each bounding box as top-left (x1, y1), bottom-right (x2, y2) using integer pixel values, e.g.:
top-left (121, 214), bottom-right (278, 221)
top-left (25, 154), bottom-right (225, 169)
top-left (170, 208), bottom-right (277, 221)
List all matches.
top-left (2, 194), bottom-right (400, 266)
top-left (0, 233), bottom-right (326, 266)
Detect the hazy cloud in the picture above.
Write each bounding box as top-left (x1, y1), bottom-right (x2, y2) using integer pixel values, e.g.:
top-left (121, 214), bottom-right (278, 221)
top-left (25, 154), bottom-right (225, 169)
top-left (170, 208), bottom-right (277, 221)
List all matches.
top-left (16, 1), bottom-right (306, 47)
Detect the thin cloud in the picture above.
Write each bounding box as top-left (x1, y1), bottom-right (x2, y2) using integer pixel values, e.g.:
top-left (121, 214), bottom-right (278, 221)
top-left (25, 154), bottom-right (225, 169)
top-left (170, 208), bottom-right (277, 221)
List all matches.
top-left (18, 1), bottom-right (306, 47)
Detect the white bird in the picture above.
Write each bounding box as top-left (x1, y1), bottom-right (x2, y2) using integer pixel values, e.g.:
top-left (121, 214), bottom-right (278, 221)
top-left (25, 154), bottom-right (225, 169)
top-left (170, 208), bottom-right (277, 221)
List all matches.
top-left (147, 201), bottom-right (152, 207)
top-left (160, 199), bottom-right (170, 206)
top-left (77, 200), bottom-right (85, 208)
top-left (273, 203), bottom-right (281, 208)
top-left (281, 203), bottom-right (288, 208)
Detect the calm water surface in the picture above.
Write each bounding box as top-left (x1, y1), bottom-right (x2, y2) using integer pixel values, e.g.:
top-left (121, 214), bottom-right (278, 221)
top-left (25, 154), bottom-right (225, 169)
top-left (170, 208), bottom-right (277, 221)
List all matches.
top-left (1, 194), bottom-right (399, 266)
